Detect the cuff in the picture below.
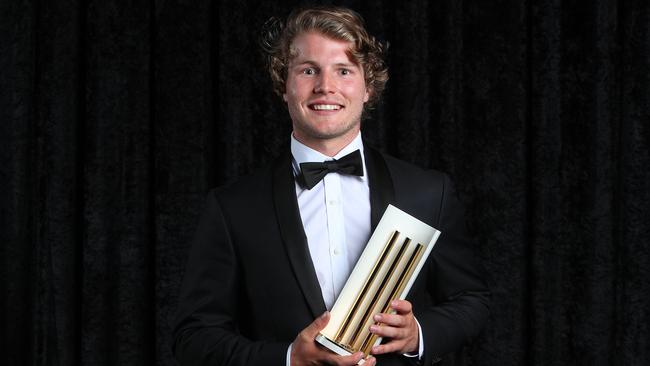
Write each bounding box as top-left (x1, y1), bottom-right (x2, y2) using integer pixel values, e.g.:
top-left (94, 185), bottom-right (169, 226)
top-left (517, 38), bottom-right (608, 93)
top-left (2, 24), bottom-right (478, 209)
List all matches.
top-left (402, 317), bottom-right (424, 359)
top-left (286, 344), bottom-right (292, 366)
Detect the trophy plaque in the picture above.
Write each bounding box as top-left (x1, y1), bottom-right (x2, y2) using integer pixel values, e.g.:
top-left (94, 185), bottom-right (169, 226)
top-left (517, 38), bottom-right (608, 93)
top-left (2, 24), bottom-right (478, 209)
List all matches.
top-left (315, 204), bottom-right (441, 359)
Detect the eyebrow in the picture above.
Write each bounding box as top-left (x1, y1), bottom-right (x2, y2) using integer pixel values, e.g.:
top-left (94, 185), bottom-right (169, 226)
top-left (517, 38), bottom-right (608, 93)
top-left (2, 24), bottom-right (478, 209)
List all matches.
top-left (334, 62), bottom-right (358, 68)
top-left (292, 60), bottom-right (359, 68)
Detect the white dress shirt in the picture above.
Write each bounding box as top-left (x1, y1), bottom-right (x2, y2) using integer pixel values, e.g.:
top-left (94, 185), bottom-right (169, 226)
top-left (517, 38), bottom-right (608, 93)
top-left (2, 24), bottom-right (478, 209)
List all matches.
top-left (286, 132), bottom-right (423, 364)
top-left (291, 133), bottom-right (371, 309)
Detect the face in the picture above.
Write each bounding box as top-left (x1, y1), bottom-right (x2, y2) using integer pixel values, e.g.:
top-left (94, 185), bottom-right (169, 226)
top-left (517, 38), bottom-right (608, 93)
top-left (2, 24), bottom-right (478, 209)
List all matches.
top-left (283, 32), bottom-right (369, 154)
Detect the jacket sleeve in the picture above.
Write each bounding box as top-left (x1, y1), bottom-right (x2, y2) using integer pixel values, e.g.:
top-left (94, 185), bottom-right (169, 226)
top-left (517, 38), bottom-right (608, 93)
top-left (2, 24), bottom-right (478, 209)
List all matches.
top-left (171, 190), bottom-right (289, 366)
top-left (416, 173), bottom-right (491, 364)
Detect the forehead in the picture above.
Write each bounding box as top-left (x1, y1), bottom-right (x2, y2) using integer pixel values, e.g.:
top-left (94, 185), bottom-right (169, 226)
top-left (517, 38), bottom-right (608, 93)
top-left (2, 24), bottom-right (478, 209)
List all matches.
top-left (289, 32), bottom-right (356, 64)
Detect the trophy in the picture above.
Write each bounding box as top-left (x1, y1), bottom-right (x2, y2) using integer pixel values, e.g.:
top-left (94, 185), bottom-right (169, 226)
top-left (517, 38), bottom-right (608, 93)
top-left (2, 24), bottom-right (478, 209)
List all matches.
top-left (315, 205), bottom-right (441, 360)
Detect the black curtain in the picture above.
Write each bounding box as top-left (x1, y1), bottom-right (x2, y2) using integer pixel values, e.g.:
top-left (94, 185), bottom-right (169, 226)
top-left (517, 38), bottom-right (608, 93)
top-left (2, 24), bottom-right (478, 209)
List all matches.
top-left (2, 0), bottom-right (648, 365)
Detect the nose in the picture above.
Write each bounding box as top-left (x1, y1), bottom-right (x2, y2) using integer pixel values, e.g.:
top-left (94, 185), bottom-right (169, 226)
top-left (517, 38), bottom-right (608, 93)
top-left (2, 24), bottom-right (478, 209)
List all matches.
top-left (314, 72), bottom-right (335, 94)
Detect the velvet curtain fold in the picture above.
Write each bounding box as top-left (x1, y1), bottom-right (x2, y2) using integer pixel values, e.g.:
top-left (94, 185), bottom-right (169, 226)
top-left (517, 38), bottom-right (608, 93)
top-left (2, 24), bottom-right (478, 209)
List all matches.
top-left (1, 1), bottom-right (648, 365)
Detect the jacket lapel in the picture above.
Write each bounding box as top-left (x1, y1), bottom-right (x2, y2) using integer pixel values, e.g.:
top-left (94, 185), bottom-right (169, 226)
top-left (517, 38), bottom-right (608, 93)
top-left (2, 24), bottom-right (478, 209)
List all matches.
top-left (271, 146), bottom-right (395, 318)
top-left (364, 145), bottom-right (396, 230)
top-left (272, 152), bottom-right (327, 318)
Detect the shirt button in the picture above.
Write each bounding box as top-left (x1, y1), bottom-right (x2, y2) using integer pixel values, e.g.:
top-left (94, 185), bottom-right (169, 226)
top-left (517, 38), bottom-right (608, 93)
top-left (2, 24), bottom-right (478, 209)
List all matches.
top-left (333, 248), bottom-right (340, 255)
top-left (329, 200), bottom-right (336, 205)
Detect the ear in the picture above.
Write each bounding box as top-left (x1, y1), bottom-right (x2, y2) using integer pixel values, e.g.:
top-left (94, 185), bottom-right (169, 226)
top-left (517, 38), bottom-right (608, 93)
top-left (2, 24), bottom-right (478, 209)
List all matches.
top-left (363, 88), bottom-right (370, 103)
top-left (282, 91), bottom-right (288, 102)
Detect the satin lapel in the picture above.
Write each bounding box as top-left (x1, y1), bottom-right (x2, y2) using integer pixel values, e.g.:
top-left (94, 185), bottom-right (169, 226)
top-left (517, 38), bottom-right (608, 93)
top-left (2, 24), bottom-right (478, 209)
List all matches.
top-left (272, 152), bottom-right (327, 318)
top-left (364, 145), bottom-right (396, 231)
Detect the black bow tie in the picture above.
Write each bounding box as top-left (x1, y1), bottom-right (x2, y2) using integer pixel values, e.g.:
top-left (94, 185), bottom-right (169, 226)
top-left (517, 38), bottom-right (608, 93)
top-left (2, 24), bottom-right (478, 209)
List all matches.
top-left (299, 150), bottom-right (364, 189)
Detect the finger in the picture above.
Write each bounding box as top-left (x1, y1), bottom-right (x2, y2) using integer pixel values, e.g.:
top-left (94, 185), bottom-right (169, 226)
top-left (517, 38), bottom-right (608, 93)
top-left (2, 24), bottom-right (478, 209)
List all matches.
top-left (390, 299), bottom-right (412, 314)
top-left (369, 323), bottom-right (403, 339)
top-left (371, 341), bottom-right (402, 355)
top-left (373, 312), bottom-right (405, 327)
top-left (324, 351), bottom-right (365, 366)
top-left (302, 311), bottom-right (330, 338)
top-left (363, 355), bottom-right (376, 366)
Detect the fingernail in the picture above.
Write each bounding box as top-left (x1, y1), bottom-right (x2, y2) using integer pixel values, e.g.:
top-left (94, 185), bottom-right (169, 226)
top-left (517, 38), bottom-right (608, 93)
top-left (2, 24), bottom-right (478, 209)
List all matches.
top-left (373, 314), bottom-right (381, 321)
top-left (391, 300), bottom-right (398, 307)
top-left (370, 325), bottom-right (378, 332)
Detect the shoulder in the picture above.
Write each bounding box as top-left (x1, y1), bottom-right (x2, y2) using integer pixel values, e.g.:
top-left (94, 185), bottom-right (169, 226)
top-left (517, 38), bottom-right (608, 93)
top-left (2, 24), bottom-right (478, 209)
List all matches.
top-left (368, 148), bottom-right (456, 225)
top-left (373, 148), bottom-right (451, 194)
top-left (209, 151), bottom-right (290, 206)
top-left (380, 152), bottom-right (447, 181)
top-left (211, 166), bottom-right (271, 198)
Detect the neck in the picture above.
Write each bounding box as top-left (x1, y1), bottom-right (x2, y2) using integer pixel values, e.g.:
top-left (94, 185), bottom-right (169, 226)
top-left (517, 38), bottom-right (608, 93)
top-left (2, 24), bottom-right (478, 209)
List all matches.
top-left (292, 130), bottom-right (360, 157)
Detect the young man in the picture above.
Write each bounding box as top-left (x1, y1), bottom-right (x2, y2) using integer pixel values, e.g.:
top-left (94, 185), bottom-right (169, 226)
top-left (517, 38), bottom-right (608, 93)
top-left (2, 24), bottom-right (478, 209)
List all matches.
top-left (173, 6), bottom-right (490, 366)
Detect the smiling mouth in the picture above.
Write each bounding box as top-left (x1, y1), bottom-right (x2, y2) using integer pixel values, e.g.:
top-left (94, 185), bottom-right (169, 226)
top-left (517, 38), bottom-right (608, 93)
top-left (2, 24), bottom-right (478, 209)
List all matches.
top-left (309, 104), bottom-right (342, 111)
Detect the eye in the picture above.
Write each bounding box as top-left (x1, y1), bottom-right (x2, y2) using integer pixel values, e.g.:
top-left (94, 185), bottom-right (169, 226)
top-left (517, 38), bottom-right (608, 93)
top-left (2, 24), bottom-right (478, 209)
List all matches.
top-left (340, 69), bottom-right (351, 76)
top-left (302, 67), bottom-right (316, 75)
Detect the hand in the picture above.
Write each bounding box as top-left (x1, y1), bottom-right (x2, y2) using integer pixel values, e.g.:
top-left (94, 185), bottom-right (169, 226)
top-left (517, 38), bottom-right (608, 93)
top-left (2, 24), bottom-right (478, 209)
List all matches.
top-left (291, 312), bottom-right (376, 366)
top-left (368, 300), bottom-right (419, 355)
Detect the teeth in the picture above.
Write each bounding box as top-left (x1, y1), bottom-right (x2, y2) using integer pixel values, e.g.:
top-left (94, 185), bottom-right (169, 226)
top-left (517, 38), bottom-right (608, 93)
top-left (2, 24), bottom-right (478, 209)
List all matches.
top-left (312, 104), bottom-right (341, 110)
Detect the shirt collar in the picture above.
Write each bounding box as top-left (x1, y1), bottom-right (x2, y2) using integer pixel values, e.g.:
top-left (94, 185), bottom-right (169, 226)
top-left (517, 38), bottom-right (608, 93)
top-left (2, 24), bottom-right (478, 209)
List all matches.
top-left (290, 132), bottom-right (367, 181)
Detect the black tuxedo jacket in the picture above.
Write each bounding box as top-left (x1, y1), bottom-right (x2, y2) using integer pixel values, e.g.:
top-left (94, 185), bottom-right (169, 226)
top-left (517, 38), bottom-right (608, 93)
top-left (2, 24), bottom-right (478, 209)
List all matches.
top-left (172, 146), bottom-right (490, 366)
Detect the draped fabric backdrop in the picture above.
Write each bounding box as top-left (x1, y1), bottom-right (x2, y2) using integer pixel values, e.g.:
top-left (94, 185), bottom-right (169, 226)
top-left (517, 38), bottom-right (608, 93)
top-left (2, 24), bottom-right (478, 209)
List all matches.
top-left (2, 0), bottom-right (648, 365)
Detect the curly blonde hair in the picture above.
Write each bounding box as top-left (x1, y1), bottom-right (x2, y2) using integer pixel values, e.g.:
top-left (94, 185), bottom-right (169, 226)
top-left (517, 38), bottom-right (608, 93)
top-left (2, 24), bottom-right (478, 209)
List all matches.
top-left (261, 6), bottom-right (388, 110)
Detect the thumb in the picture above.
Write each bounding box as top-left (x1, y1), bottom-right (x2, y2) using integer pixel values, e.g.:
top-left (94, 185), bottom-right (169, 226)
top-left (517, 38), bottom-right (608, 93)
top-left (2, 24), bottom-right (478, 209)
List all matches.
top-left (302, 311), bottom-right (330, 338)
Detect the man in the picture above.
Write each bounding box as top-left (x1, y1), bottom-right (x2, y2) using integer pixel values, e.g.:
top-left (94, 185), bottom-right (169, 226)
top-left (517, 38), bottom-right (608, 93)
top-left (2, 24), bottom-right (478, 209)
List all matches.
top-left (173, 6), bottom-right (490, 366)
